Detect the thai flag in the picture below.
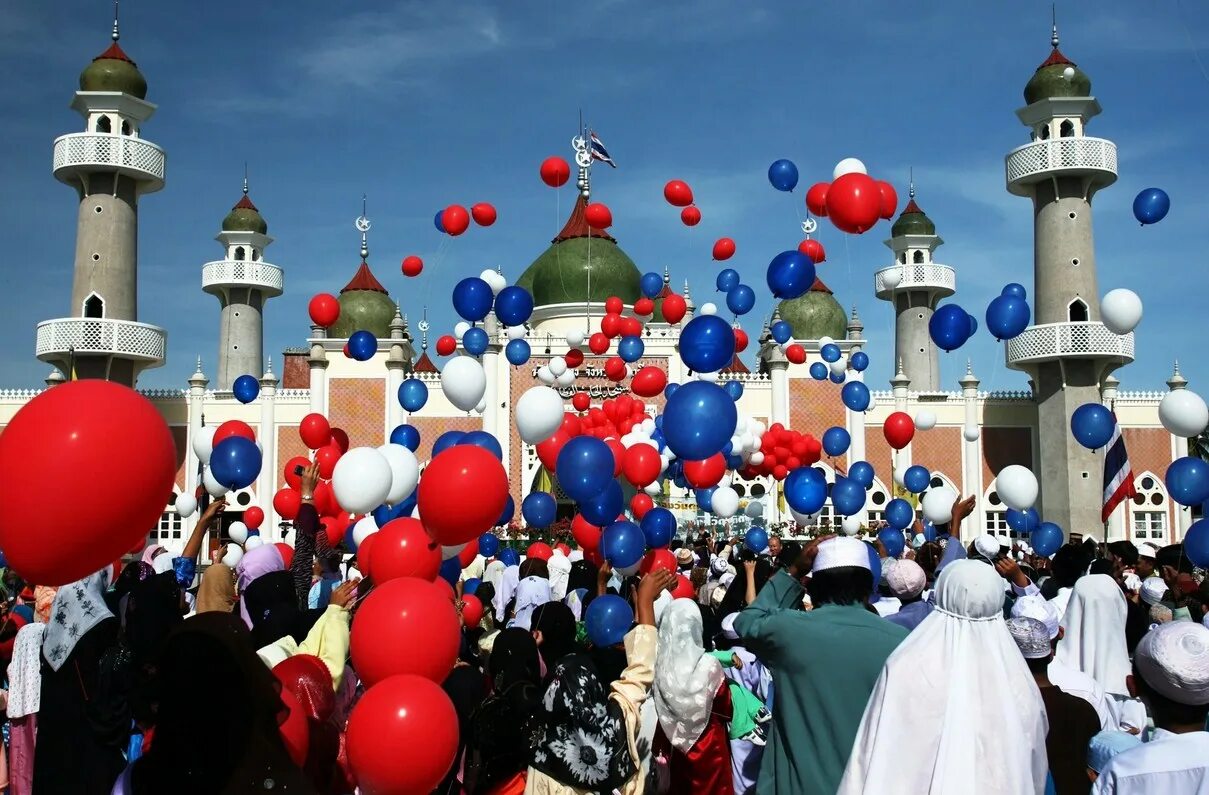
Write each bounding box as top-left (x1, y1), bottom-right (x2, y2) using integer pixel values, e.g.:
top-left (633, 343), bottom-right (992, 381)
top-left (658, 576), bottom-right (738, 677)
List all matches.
top-left (590, 131), bottom-right (617, 168)
top-left (1102, 414), bottom-right (1136, 523)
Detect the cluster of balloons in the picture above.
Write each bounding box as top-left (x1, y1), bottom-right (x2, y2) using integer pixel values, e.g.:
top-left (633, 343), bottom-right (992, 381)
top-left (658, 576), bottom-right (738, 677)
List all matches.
top-left (805, 158), bottom-right (898, 235)
top-left (929, 303), bottom-right (978, 352)
top-left (985, 284), bottom-right (1031, 341)
top-left (663, 180), bottom-right (702, 226)
top-left (739, 423), bottom-right (822, 481)
top-left (434, 202), bottom-right (496, 236)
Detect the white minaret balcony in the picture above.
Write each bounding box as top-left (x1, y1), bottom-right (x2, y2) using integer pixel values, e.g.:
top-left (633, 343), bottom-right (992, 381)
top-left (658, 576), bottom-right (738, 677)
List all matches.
top-left (53, 132), bottom-right (165, 193)
top-left (1004, 137), bottom-right (1117, 196)
top-left (1004, 321), bottom-right (1133, 370)
top-left (202, 260), bottom-right (284, 298)
top-left (35, 317), bottom-right (166, 367)
top-left (874, 262), bottom-right (956, 300)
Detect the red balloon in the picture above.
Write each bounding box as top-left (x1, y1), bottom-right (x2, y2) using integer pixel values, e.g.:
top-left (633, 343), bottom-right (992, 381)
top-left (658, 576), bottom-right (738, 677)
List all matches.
top-left (457, 541), bottom-right (478, 570)
top-left (585, 202), bottom-right (612, 230)
top-left (560, 412), bottom-right (582, 438)
top-left (604, 438), bottom-right (625, 478)
top-left (330, 428), bottom-right (350, 453)
top-left (773, 464), bottom-right (789, 481)
top-left (683, 454), bottom-right (727, 489)
top-left (785, 343), bottom-right (806, 364)
top-left (315, 443), bottom-right (342, 480)
top-left (471, 202), bottom-right (497, 226)
top-left (526, 542), bottom-right (553, 562)
top-left (540, 156), bottom-right (571, 188)
top-left (805, 182), bottom-right (830, 217)
top-left (460, 593), bottom-right (484, 628)
top-left (712, 237), bottom-right (736, 261)
top-left (435, 335), bottom-right (457, 356)
top-left (299, 413), bottom-right (331, 449)
top-left (273, 654), bottom-right (335, 723)
top-left (883, 411), bottom-right (916, 450)
top-left (661, 293), bottom-right (687, 324)
top-left (876, 180), bottom-right (898, 220)
top-left (622, 444), bottom-right (662, 488)
top-left (283, 455), bottom-right (311, 490)
top-left (671, 574), bottom-right (696, 600)
top-left (631, 365), bottom-right (667, 398)
top-left (401, 255), bottom-right (424, 277)
top-left (825, 173), bottom-right (881, 234)
top-left (213, 419), bottom-right (255, 445)
top-left (565, 348), bottom-right (584, 368)
top-left (555, 543), bottom-right (571, 556)
top-left (357, 532), bottom-right (377, 572)
top-left (620, 317), bottom-right (643, 338)
top-left (797, 238), bottom-right (826, 264)
top-left (572, 392), bottom-right (591, 412)
top-left (320, 513), bottom-right (350, 545)
top-left (371, 518), bottom-right (442, 584)
top-left (630, 492), bottom-right (654, 519)
top-left (601, 312), bottom-right (623, 338)
top-left (588, 332), bottom-right (610, 355)
top-left (442, 204), bottom-right (470, 236)
top-left (313, 481), bottom-right (338, 517)
top-left (347, 674), bottom-right (458, 795)
top-left (572, 514), bottom-right (601, 551)
top-left (734, 328), bottom-right (749, 352)
top-left (277, 686), bottom-right (310, 767)
top-left (0, 382), bottom-right (176, 586)
top-left (663, 179), bottom-right (694, 207)
top-left (417, 446), bottom-right (509, 546)
top-left (352, 577), bottom-right (459, 685)
top-left (634, 297), bottom-right (655, 316)
top-left (680, 206), bottom-right (702, 226)
top-left (639, 548), bottom-right (678, 577)
top-left (273, 488), bottom-right (301, 521)
top-left (605, 357), bottom-right (628, 382)
top-left (308, 293), bottom-right (340, 328)
top-left (275, 542), bottom-right (295, 568)
top-left (535, 429), bottom-right (569, 471)
top-left (605, 296), bottom-right (624, 315)
top-left (243, 506), bottom-right (264, 530)
top-left (342, 343), bottom-right (352, 359)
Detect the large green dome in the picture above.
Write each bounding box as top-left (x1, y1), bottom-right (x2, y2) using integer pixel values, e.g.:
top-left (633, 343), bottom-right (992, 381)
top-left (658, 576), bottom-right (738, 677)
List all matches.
top-left (79, 42), bottom-right (147, 99)
top-left (891, 198), bottom-right (936, 237)
top-left (1024, 48), bottom-right (1090, 104)
top-left (329, 262), bottom-right (395, 340)
top-left (222, 194), bottom-right (267, 234)
top-left (776, 278), bottom-right (847, 341)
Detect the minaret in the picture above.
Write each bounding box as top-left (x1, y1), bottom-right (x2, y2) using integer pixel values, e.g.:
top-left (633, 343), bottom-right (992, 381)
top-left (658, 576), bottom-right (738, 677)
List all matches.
top-left (201, 174), bottom-right (283, 389)
top-left (37, 5), bottom-right (166, 385)
top-left (873, 180), bottom-right (954, 391)
top-left (1003, 22), bottom-right (1132, 536)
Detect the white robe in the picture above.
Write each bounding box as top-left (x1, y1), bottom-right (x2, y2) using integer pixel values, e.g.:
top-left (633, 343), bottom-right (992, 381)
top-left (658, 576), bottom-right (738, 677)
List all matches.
top-left (1092, 730), bottom-right (1209, 794)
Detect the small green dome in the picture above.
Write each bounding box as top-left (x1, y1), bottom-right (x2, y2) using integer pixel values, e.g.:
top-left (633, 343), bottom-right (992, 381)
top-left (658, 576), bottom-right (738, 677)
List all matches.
top-left (329, 262), bottom-right (395, 339)
top-left (518, 237), bottom-right (641, 307)
top-left (1024, 49), bottom-right (1090, 104)
top-left (79, 42), bottom-right (147, 100)
top-left (222, 195), bottom-right (267, 234)
top-left (891, 198), bottom-right (936, 237)
top-left (776, 279), bottom-right (847, 341)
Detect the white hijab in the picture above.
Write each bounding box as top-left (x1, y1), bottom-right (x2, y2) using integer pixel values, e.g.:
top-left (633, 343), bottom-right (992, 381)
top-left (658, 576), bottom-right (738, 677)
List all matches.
top-left (838, 560), bottom-right (1048, 795)
top-left (42, 567), bottom-right (114, 671)
top-left (653, 598), bottom-right (724, 753)
top-left (1054, 574), bottom-right (1131, 697)
top-left (547, 551), bottom-right (572, 601)
top-left (507, 575), bottom-right (552, 630)
top-left (491, 564), bottom-right (520, 622)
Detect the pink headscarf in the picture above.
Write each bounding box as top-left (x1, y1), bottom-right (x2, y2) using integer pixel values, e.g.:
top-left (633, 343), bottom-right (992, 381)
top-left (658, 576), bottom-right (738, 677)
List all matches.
top-left (141, 545), bottom-right (167, 567)
top-left (235, 544), bottom-right (285, 628)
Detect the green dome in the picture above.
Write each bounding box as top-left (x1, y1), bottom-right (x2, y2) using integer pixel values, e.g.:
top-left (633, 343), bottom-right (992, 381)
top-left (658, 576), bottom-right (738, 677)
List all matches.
top-left (1024, 49), bottom-right (1090, 104)
top-left (891, 199), bottom-right (936, 237)
top-left (222, 195), bottom-right (267, 234)
top-left (79, 42), bottom-right (147, 99)
top-left (329, 262), bottom-right (395, 339)
top-left (776, 280), bottom-right (847, 341)
top-left (519, 237), bottom-right (641, 306)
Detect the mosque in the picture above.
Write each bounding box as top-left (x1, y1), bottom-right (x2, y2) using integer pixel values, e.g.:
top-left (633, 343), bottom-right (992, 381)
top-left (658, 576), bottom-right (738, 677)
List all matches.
top-left (0, 15), bottom-right (1193, 557)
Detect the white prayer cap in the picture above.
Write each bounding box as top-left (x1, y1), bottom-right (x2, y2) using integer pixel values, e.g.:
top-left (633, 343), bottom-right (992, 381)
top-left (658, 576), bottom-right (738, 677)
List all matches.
top-left (720, 612), bottom-right (740, 640)
top-left (811, 537), bottom-right (871, 574)
top-left (1011, 594), bottom-right (1060, 640)
top-left (1137, 541), bottom-right (1161, 560)
top-left (653, 589), bottom-right (673, 627)
top-left (710, 556), bottom-right (730, 575)
top-left (675, 548), bottom-right (695, 567)
top-left (1135, 622), bottom-right (1209, 705)
top-left (1007, 616), bottom-right (1051, 659)
top-left (912, 533), bottom-right (927, 549)
top-left (1123, 572), bottom-right (1142, 593)
top-left (973, 534), bottom-right (1001, 560)
top-left (1140, 577), bottom-right (1168, 607)
top-left (885, 559), bottom-right (926, 599)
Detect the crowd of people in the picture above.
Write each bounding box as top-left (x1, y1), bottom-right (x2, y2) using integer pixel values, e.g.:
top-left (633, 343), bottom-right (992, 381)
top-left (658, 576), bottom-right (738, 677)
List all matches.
top-left (0, 477), bottom-right (1207, 794)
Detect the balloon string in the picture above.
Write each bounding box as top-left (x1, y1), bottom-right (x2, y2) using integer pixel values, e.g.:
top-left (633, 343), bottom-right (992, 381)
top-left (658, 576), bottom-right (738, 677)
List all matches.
top-left (1177, 0), bottom-right (1209, 86)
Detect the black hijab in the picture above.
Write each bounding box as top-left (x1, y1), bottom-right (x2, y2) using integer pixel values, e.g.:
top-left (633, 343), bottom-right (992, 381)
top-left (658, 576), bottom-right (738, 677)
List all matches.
top-left (242, 571), bottom-right (323, 649)
top-left (468, 629), bottom-right (543, 792)
top-left (566, 560), bottom-right (598, 596)
top-left (531, 601), bottom-right (577, 674)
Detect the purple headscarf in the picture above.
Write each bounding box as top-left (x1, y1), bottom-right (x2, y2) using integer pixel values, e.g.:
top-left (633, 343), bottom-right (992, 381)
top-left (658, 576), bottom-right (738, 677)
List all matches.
top-left (235, 544), bottom-right (285, 628)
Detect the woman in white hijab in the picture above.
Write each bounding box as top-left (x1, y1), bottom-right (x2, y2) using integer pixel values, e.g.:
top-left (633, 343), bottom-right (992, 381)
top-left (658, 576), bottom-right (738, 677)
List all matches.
top-left (491, 564), bottom-right (520, 623)
top-left (838, 560), bottom-right (1048, 795)
top-left (507, 575), bottom-right (552, 630)
top-left (1054, 573), bottom-right (1131, 697)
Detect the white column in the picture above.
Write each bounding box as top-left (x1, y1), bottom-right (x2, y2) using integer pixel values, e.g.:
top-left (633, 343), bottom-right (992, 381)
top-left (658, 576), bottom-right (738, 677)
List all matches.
top-left (960, 367), bottom-right (981, 542)
top-left (848, 370), bottom-right (866, 464)
top-left (482, 315), bottom-right (501, 438)
top-left (386, 365), bottom-right (404, 431)
top-left (891, 365), bottom-right (912, 479)
top-left (308, 326), bottom-right (327, 415)
top-left (1175, 434), bottom-right (1192, 540)
top-left (258, 374), bottom-right (277, 539)
top-left (185, 360), bottom-right (208, 537)
top-left (769, 362), bottom-right (789, 427)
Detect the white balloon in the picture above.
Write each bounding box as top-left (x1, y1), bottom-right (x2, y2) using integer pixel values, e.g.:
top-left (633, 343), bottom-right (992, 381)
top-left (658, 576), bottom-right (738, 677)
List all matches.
top-left (893, 467), bottom-right (906, 488)
top-left (332, 447), bottom-right (393, 514)
top-left (566, 330), bottom-right (585, 347)
top-left (829, 358), bottom-right (847, 376)
top-left (506, 325), bottom-right (527, 340)
top-left (1101, 289), bottom-right (1143, 335)
top-left (914, 410), bottom-right (937, 431)
top-left (711, 487), bottom-right (740, 518)
top-left (475, 398), bottom-right (487, 413)
top-left (617, 562), bottom-right (641, 577)
top-left (641, 418), bottom-right (656, 434)
top-left (697, 370), bottom-right (719, 382)
top-left (1160, 390), bottom-right (1209, 437)
top-left (442, 543), bottom-right (468, 561)
top-left (963, 425), bottom-right (980, 442)
top-left (377, 443), bottom-right (420, 505)
top-left (881, 269), bottom-right (903, 289)
top-left (174, 493), bottom-right (197, 519)
top-left (922, 487), bottom-right (958, 524)
top-left (996, 464), bottom-right (1038, 511)
top-left (818, 336), bottom-right (835, 348)
top-left (841, 513), bottom-right (864, 535)
top-left (537, 366), bottom-right (555, 385)
top-left (454, 321), bottom-right (471, 341)
top-left (556, 369), bottom-right (576, 386)
top-left (549, 357), bottom-right (567, 376)
top-left (789, 506), bottom-right (816, 525)
top-left (441, 356), bottom-right (487, 411)
top-left (228, 521), bottom-right (249, 545)
top-left (222, 545), bottom-right (244, 567)
top-left (1062, 66), bottom-right (1076, 80)
top-left (833, 157), bottom-right (867, 179)
top-left (644, 481), bottom-right (662, 496)
top-left (191, 425), bottom-right (216, 464)
top-left (203, 466), bottom-right (228, 497)
top-left (516, 386), bottom-right (565, 444)
top-left (701, 302), bottom-right (718, 316)
top-left (744, 500), bottom-right (764, 519)
top-left (352, 515), bottom-right (379, 546)
top-left (244, 535), bottom-right (264, 550)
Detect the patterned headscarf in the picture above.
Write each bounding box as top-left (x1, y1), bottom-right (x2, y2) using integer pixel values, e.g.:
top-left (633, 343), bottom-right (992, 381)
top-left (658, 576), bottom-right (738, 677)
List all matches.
top-left (41, 567), bottom-right (114, 671)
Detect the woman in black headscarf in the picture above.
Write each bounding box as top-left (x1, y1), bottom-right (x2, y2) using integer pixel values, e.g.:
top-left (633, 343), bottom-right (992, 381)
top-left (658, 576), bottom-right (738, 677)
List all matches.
top-left (566, 559), bottom-right (598, 597)
top-left (465, 628), bottom-right (544, 793)
top-left (242, 570), bottom-right (324, 650)
top-left (531, 601), bottom-right (577, 675)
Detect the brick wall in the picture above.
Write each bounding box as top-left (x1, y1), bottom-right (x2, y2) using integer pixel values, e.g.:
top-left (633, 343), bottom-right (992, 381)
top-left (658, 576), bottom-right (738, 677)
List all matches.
top-left (980, 427), bottom-right (1033, 486)
top-left (789, 378), bottom-right (847, 469)
top-left (328, 378), bottom-right (387, 449)
top-left (282, 352), bottom-right (309, 389)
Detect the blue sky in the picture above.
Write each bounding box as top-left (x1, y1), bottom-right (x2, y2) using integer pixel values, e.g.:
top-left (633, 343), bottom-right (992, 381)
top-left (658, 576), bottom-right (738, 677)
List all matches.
top-left (2, 1), bottom-right (1207, 393)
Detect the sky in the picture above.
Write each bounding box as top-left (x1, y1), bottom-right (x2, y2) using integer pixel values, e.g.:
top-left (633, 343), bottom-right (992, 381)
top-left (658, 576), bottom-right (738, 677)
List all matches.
top-left (2, 0), bottom-right (1207, 393)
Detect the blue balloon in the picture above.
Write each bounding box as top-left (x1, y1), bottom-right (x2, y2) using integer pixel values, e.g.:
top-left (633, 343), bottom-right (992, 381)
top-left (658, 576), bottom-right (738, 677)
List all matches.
top-left (695, 487), bottom-right (717, 511)
top-left (771, 320), bottom-right (793, 345)
top-left (373, 500), bottom-right (410, 527)
top-left (505, 338), bottom-right (531, 366)
top-left (439, 556), bottom-right (462, 586)
top-left (841, 381), bottom-right (870, 412)
top-left (1133, 187), bottom-right (1170, 225)
top-left (663, 383), bottom-right (679, 400)
top-left (723, 380), bottom-right (744, 401)
top-left (1001, 283), bottom-right (1027, 300)
top-left (232, 374), bottom-right (259, 404)
top-left (884, 498), bottom-right (914, 530)
top-left (618, 335), bottom-right (644, 363)
top-left (745, 526), bottom-right (769, 554)
top-left (727, 453), bottom-right (743, 470)
top-left (1070, 403), bottom-right (1116, 450)
top-left (463, 578), bottom-right (481, 595)
top-left (641, 507), bottom-right (676, 548)
top-left (822, 426), bottom-right (851, 457)
top-left (556, 436), bottom-right (615, 502)
top-left (462, 326), bottom-right (489, 356)
top-left (662, 381), bottom-right (737, 460)
top-left (433, 210), bottom-right (446, 233)
top-left (785, 466), bottom-right (827, 514)
top-left (726, 284), bottom-right (756, 315)
top-left (389, 423), bottom-right (420, 451)
top-left (768, 158), bottom-right (799, 192)
top-left (921, 521), bottom-right (937, 542)
top-left (580, 480), bottom-right (624, 527)
top-left (432, 430), bottom-right (465, 457)
top-left (478, 532), bottom-right (500, 557)
top-left (348, 330), bottom-right (377, 361)
top-left (829, 371), bottom-right (846, 384)
top-left (903, 465), bottom-right (930, 494)
top-left (966, 313), bottom-right (978, 339)
top-left (866, 542), bottom-right (881, 588)
top-left (210, 436), bottom-right (261, 490)
top-left (452, 277), bottom-right (493, 322)
top-left (849, 461), bottom-right (874, 488)
top-left (585, 594), bottom-right (634, 647)
top-left (1166, 456), bottom-right (1209, 507)
top-left (809, 362), bottom-right (828, 380)
top-left (601, 520), bottom-right (646, 569)
top-left (985, 294), bottom-right (1031, 340)
top-left (679, 315), bottom-right (736, 373)
top-left (398, 378), bottom-right (428, 412)
top-left (498, 548), bottom-right (520, 567)
top-left (494, 285), bottom-right (534, 326)
top-left (850, 351), bottom-right (869, 372)
top-left (459, 430), bottom-right (503, 460)
top-left (878, 527), bottom-right (906, 557)
top-left (1031, 522), bottom-right (1064, 557)
top-left (821, 343), bottom-right (841, 363)
top-left (1005, 507), bottom-right (1039, 533)
top-left (522, 492), bottom-right (557, 527)
top-left (929, 303), bottom-right (972, 352)
top-left (831, 476), bottom-right (866, 516)
top-left (716, 268), bottom-right (740, 293)
top-left (1184, 519), bottom-right (1209, 567)
top-left (343, 524), bottom-right (358, 552)
top-left (496, 494), bottom-right (515, 526)
top-left (766, 250), bottom-right (816, 300)
top-left (641, 271), bottom-right (664, 299)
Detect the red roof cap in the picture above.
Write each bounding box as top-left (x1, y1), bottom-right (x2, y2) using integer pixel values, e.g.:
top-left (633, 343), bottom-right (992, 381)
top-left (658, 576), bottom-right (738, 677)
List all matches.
top-left (811, 276), bottom-right (832, 295)
top-left (553, 195), bottom-right (616, 244)
top-left (412, 352), bottom-right (438, 373)
top-left (233, 194), bottom-right (259, 212)
top-left (720, 354), bottom-right (750, 374)
top-left (1038, 47), bottom-right (1075, 69)
top-left (94, 41), bottom-right (135, 65)
top-left (340, 262), bottom-right (388, 294)
top-left (901, 198), bottom-right (924, 215)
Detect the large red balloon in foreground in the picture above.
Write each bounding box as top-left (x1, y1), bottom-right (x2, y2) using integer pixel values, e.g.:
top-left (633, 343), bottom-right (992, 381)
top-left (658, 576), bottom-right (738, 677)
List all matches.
top-left (0, 381), bottom-right (177, 585)
top-left (417, 446), bottom-right (509, 546)
top-left (825, 173), bottom-right (881, 234)
top-left (351, 577), bottom-right (459, 686)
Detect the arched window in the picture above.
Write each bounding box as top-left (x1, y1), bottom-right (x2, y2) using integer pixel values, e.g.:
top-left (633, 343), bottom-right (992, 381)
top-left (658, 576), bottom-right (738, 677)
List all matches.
top-left (866, 478), bottom-right (892, 527)
top-left (121, 120), bottom-right (132, 136)
top-left (1068, 299), bottom-right (1089, 322)
top-left (234, 246), bottom-right (246, 261)
top-left (1131, 473), bottom-right (1169, 542)
top-left (1059, 120), bottom-right (1075, 138)
top-left (95, 115), bottom-right (111, 133)
top-left (1040, 124), bottom-right (1050, 140)
top-left (83, 293), bottom-right (104, 318)
top-left (251, 249), bottom-right (261, 262)
top-left (898, 252), bottom-right (906, 264)
top-left (912, 250), bottom-right (925, 264)
top-left (150, 491), bottom-right (184, 544)
top-left (984, 485), bottom-right (1012, 539)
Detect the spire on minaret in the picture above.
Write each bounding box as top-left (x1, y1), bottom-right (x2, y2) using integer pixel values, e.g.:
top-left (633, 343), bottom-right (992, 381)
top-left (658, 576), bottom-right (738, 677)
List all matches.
top-left (891, 358), bottom-right (910, 389)
top-left (421, 306), bottom-right (429, 351)
top-left (261, 356), bottom-right (277, 384)
top-left (1168, 360), bottom-right (1188, 391)
top-left (1051, 3), bottom-right (1060, 49)
top-left (959, 358), bottom-right (980, 388)
top-left (908, 167), bottom-right (915, 200)
top-left (358, 194), bottom-right (370, 262)
top-left (112, 0), bottom-right (120, 41)
top-left (846, 305), bottom-right (864, 339)
top-left (189, 356), bottom-right (208, 388)
top-left (242, 162), bottom-right (249, 196)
